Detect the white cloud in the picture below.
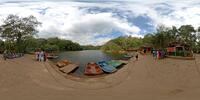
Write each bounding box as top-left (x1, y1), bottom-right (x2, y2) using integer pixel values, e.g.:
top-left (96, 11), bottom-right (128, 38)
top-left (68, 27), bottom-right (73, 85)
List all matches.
top-left (0, 0), bottom-right (200, 45)
top-left (0, 1), bottom-right (141, 45)
top-left (124, 1), bottom-right (200, 28)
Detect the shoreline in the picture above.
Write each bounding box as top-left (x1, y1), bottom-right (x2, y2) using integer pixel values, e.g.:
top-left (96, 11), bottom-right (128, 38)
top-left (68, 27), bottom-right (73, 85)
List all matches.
top-left (46, 57), bottom-right (135, 88)
top-left (1, 54), bottom-right (200, 100)
top-left (50, 50), bottom-right (131, 76)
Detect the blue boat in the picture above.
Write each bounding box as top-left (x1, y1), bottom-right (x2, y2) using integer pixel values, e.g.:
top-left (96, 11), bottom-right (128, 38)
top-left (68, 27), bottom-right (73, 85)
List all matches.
top-left (107, 60), bottom-right (123, 68)
top-left (97, 61), bottom-right (117, 73)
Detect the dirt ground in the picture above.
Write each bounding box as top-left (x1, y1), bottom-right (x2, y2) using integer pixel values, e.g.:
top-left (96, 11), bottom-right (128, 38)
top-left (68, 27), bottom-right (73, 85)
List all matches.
top-left (0, 54), bottom-right (200, 100)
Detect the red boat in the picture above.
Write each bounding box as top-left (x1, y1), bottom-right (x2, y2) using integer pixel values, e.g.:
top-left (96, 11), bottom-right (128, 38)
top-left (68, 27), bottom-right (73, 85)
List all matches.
top-left (84, 62), bottom-right (103, 75)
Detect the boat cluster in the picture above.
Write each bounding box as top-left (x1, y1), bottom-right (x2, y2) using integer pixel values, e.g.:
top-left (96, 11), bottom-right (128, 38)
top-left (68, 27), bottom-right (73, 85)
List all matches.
top-left (54, 53), bottom-right (134, 76)
top-left (84, 60), bottom-right (128, 75)
top-left (56, 59), bottom-right (129, 76)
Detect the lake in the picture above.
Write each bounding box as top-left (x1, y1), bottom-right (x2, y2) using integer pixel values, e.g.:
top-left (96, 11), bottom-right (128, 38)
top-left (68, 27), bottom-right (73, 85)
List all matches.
top-left (54, 50), bottom-right (125, 76)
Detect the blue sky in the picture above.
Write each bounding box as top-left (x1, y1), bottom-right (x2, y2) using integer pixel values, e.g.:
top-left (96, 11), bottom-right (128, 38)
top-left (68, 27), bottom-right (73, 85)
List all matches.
top-left (0, 0), bottom-right (200, 45)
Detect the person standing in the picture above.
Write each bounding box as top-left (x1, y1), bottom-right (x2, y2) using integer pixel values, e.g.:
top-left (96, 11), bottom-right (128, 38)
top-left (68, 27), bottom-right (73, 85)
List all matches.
top-left (38, 51), bottom-right (42, 61)
top-left (144, 49), bottom-right (146, 54)
top-left (152, 50), bottom-right (155, 58)
top-left (157, 50), bottom-right (161, 59)
top-left (40, 50), bottom-right (44, 62)
top-left (135, 50), bottom-right (139, 61)
top-left (44, 51), bottom-right (47, 62)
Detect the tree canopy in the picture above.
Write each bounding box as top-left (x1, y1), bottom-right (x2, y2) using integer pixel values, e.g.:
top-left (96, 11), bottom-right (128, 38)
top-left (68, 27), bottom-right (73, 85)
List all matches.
top-left (0, 14), bottom-right (41, 52)
top-left (143, 25), bottom-right (199, 52)
top-left (101, 36), bottom-right (143, 52)
top-left (102, 25), bottom-right (200, 53)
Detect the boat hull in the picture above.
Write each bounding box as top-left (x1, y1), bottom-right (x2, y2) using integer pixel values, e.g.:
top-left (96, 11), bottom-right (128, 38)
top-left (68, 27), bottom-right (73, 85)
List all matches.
top-left (84, 62), bottom-right (103, 75)
top-left (97, 61), bottom-right (117, 73)
top-left (107, 60), bottom-right (123, 68)
top-left (47, 56), bottom-right (58, 59)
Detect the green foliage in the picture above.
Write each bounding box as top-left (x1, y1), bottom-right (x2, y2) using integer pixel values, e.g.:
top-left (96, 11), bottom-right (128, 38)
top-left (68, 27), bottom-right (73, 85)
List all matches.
top-left (126, 37), bottom-right (143, 49)
top-left (101, 36), bottom-right (143, 52)
top-left (103, 25), bottom-right (200, 53)
top-left (43, 44), bottom-right (59, 52)
top-left (101, 42), bottom-right (122, 51)
top-left (81, 45), bottom-right (101, 50)
top-left (197, 42), bottom-right (200, 53)
top-left (143, 33), bottom-right (154, 45)
top-left (143, 25), bottom-right (199, 52)
top-left (35, 37), bottom-right (83, 52)
top-left (0, 39), bottom-right (4, 53)
top-left (0, 14), bottom-right (41, 53)
top-left (47, 37), bottom-right (60, 45)
top-left (178, 25), bottom-right (196, 49)
top-left (23, 36), bottom-right (38, 52)
top-left (196, 27), bottom-right (200, 53)
top-left (36, 38), bottom-right (47, 48)
top-left (56, 39), bottom-right (82, 51)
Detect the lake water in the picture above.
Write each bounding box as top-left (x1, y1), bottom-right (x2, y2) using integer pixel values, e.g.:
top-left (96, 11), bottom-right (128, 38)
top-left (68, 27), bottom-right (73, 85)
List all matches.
top-left (54, 50), bottom-right (125, 76)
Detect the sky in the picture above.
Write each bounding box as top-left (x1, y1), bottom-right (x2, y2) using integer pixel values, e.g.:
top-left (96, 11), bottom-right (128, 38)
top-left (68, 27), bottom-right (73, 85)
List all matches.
top-left (0, 0), bottom-right (200, 45)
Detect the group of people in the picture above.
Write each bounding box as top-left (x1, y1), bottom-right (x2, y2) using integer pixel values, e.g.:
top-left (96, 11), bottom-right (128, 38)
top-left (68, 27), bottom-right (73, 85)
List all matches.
top-left (35, 50), bottom-right (47, 62)
top-left (133, 49), bottom-right (165, 60)
top-left (152, 50), bottom-right (165, 59)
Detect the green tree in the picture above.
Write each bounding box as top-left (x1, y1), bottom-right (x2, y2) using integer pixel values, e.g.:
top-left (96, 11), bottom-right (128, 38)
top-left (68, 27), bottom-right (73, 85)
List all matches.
top-left (36, 38), bottom-right (47, 49)
top-left (197, 27), bottom-right (200, 41)
top-left (143, 33), bottom-right (154, 45)
top-left (178, 25), bottom-right (196, 49)
top-left (144, 25), bottom-right (198, 51)
top-left (101, 36), bottom-right (143, 52)
top-left (47, 37), bottom-right (60, 45)
top-left (101, 42), bottom-right (122, 51)
top-left (0, 14), bottom-right (41, 52)
top-left (44, 44), bottom-right (59, 52)
top-left (111, 37), bottom-right (127, 50)
top-left (82, 45), bottom-right (101, 50)
top-left (45, 37), bottom-right (83, 51)
top-left (196, 27), bottom-right (200, 53)
top-left (152, 25), bottom-right (170, 49)
top-left (167, 26), bottom-right (179, 42)
top-left (0, 39), bottom-right (4, 53)
top-left (23, 36), bottom-right (38, 52)
top-left (126, 37), bottom-right (143, 49)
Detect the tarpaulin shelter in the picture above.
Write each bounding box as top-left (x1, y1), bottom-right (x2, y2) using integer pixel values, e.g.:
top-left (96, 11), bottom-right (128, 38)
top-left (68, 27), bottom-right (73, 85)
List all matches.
top-left (167, 42), bottom-right (193, 57)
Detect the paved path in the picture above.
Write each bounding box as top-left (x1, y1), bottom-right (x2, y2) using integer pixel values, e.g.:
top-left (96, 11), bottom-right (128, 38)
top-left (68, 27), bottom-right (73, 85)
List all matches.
top-left (0, 54), bottom-right (200, 100)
